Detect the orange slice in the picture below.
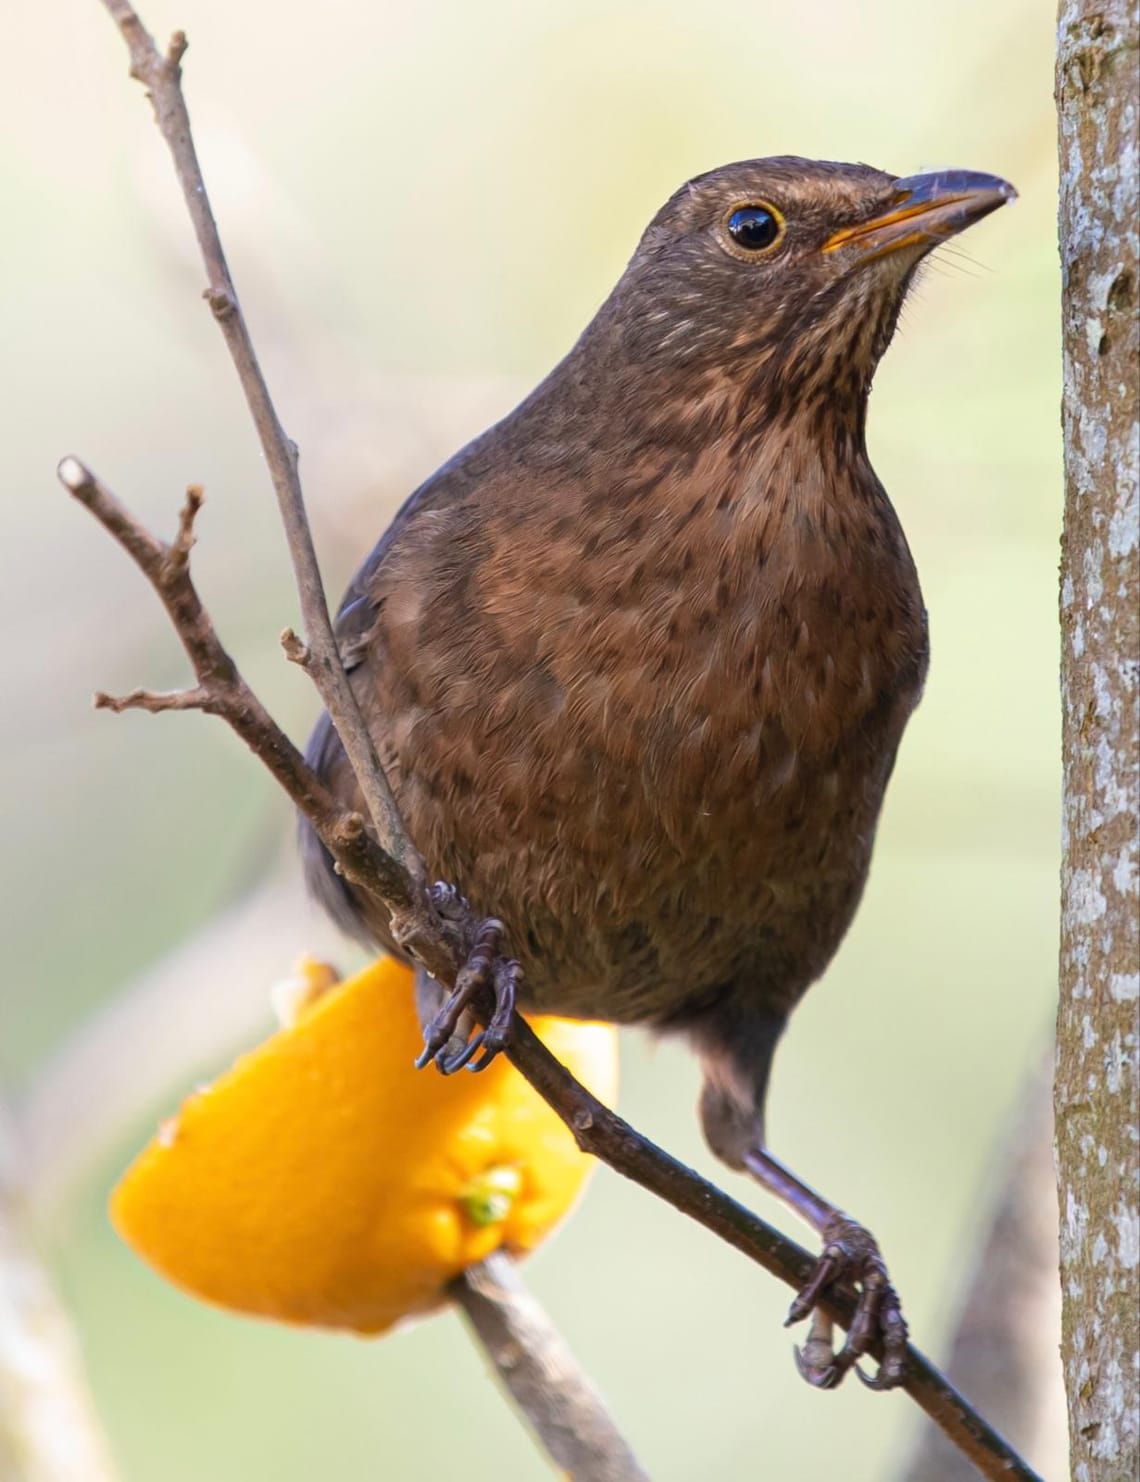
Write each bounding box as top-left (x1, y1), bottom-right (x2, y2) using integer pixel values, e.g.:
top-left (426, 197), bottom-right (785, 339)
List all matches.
top-left (112, 954), bottom-right (618, 1336)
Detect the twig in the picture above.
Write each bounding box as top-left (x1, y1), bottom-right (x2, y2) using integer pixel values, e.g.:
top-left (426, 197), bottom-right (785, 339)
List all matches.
top-left (98, 0), bottom-right (420, 898)
top-left (69, 7), bottom-right (1046, 1481)
top-left (453, 1254), bottom-right (649, 1482)
top-left (55, 460), bottom-right (416, 923)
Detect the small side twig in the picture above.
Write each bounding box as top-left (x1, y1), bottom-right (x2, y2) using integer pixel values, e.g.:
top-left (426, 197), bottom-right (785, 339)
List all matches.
top-left (95, 685), bottom-right (212, 714)
top-left (70, 7), bottom-right (1046, 1482)
top-left (279, 628), bottom-right (311, 666)
top-left (56, 458), bottom-right (418, 924)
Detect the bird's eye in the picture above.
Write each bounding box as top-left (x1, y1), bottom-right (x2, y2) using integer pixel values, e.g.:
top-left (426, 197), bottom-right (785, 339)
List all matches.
top-left (725, 204), bottom-right (783, 253)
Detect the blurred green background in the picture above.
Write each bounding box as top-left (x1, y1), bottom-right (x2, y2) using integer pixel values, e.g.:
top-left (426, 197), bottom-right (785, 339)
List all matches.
top-left (3, 0), bottom-right (1061, 1477)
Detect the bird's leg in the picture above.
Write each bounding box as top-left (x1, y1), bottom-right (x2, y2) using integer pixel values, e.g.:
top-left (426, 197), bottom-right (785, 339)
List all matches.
top-left (697, 1019), bottom-right (907, 1392)
top-left (742, 1146), bottom-right (908, 1391)
top-left (414, 889), bottom-right (520, 1074)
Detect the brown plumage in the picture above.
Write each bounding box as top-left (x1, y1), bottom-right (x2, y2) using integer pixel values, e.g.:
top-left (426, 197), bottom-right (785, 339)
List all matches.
top-left (302, 156), bottom-right (1015, 1386)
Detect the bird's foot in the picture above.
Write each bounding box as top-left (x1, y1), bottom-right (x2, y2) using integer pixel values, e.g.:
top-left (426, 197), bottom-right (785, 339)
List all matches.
top-left (415, 897), bottom-right (520, 1075)
top-left (785, 1214), bottom-right (908, 1391)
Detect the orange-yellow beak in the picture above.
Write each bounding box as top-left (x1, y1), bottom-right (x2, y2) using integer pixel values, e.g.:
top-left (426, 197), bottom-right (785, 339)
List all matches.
top-left (824, 169), bottom-right (1016, 262)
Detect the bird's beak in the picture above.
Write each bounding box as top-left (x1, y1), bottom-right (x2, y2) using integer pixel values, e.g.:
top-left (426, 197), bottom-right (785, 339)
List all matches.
top-left (823, 169), bottom-right (1017, 262)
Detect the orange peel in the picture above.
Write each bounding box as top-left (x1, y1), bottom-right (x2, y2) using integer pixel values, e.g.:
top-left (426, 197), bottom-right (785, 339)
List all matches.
top-left (111, 954), bottom-right (618, 1336)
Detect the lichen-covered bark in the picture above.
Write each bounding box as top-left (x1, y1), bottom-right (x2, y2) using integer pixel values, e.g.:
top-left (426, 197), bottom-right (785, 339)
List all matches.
top-left (1055, 3), bottom-right (1140, 1478)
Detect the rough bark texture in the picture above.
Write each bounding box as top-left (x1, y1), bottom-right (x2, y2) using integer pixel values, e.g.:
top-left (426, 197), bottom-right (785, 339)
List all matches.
top-left (1055, 3), bottom-right (1140, 1479)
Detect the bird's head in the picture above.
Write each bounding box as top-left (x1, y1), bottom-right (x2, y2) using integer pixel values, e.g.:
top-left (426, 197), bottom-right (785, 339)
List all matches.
top-left (609, 156), bottom-right (1015, 436)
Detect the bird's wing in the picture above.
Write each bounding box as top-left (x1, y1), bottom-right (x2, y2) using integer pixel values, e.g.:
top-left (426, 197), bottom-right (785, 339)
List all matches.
top-left (330, 424), bottom-right (499, 673)
top-left (330, 479), bottom-right (447, 672)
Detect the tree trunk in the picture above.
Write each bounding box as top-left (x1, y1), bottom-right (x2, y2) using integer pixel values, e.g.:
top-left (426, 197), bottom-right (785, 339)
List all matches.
top-left (1055, 3), bottom-right (1140, 1479)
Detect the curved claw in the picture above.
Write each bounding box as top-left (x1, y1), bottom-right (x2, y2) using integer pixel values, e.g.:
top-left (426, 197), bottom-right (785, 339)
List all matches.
top-left (463, 1021), bottom-right (512, 1073)
top-left (791, 1308), bottom-right (842, 1388)
top-left (784, 1217), bottom-right (909, 1392)
top-left (460, 957), bottom-right (519, 1071)
top-left (436, 1032), bottom-right (487, 1075)
top-left (415, 1003), bottom-right (470, 1070)
top-left (793, 1345), bottom-right (841, 1390)
top-left (463, 1039), bottom-right (504, 1074)
top-left (415, 920), bottom-right (520, 1076)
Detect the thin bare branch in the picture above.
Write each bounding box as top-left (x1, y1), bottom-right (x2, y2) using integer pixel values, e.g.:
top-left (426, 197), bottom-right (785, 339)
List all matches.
top-left (453, 1254), bottom-right (649, 1482)
top-left (57, 456), bottom-right (418, 924)
top-left (97, 0), bottom-right (420, 893)
top-left (72, 7), bottom-right (1047, 1480)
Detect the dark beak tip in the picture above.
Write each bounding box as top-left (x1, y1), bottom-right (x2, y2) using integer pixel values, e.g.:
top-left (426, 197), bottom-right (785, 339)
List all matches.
top-left (895, 168), bottom-right (1018, 207)
top-left (980, 174), bottom-right (1018, 206)
top-left (825, 166), bottom-right (1017, 258)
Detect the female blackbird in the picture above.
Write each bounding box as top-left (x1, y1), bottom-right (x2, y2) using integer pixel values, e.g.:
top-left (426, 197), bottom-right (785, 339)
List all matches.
top-left (302, 156), bottom-right (1015, 1387)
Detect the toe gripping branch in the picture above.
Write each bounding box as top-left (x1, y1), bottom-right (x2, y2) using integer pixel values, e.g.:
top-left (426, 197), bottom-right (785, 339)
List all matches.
top-left (786, 1214), bottom-right (909, 1391)
top-left (414, 885), bottom-right (521, 1075)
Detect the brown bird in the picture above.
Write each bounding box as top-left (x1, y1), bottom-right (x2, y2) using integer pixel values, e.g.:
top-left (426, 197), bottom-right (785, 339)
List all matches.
top-left (302, 156), bottom-right (1015, 1387)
